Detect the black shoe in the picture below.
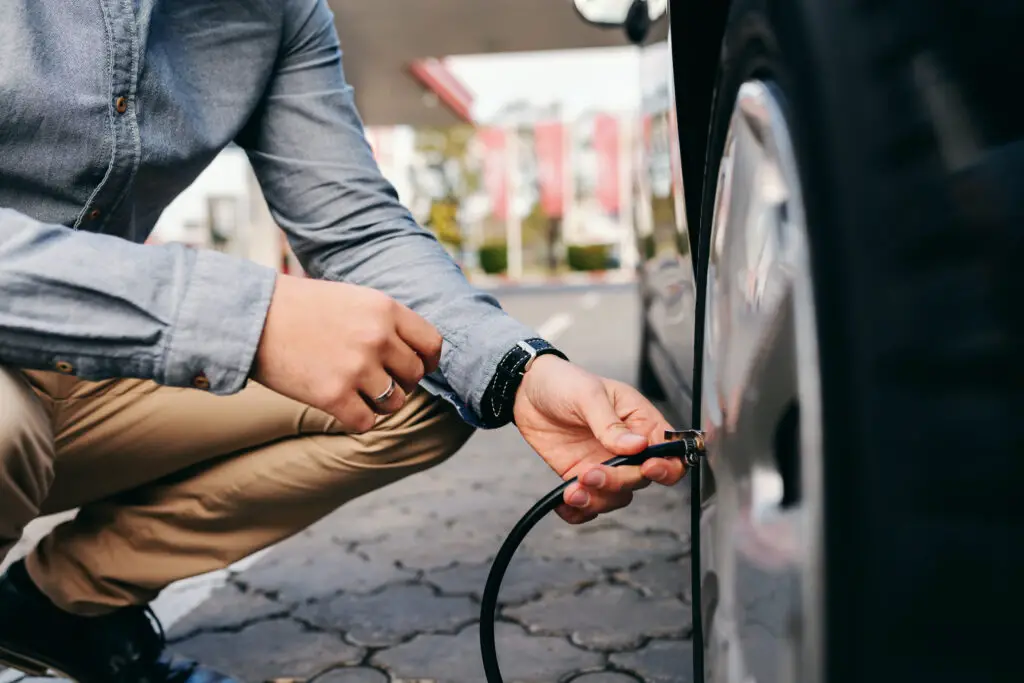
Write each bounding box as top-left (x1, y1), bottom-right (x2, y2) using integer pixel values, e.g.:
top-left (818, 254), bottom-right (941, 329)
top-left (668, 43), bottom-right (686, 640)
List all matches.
top-left (0, 559), bottom-right (242, 682)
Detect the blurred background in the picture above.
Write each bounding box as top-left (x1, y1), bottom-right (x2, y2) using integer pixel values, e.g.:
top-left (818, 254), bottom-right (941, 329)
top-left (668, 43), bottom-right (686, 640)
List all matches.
top-left (146, 0), bottom-right (681, 286)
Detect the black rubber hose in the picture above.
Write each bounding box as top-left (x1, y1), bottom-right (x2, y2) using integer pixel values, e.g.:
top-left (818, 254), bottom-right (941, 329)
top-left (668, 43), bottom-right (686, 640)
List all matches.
top-left (480, 439), bottom-right (700, 683)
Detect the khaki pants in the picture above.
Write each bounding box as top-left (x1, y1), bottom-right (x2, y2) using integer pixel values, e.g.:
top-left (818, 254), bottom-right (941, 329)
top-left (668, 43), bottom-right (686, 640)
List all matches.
top-left (0, 367), bottom-right (473, 616)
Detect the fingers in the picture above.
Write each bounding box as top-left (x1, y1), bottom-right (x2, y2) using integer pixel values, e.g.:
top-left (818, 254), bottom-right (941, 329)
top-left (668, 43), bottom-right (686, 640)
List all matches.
top-left (393, 304), bottom-right (443, 374)
top-left (328, 394), bottom-right (378, 434)
top-left (640, 456), bottom-right (686, 485)
top-left (577, 384), bottom-right (649, 455)
top-left (383, 336), bottom-right (427, 394)
top-left (604, 379), bottom-right (676, 445)
top-left (558, 455), bottom-right (687, 521)
top-left (579, 464), bottom-right (644, 493)
top-left (558, 487), bottom-right (634, 524)
top-left (359, 367), bottom-right (407, 415)
top-left (577, 457), bottom-right (686, 494)
top-left (555, 506), bottom-right (599, 525)
top-left (364, 333), bottom-right (428, 413)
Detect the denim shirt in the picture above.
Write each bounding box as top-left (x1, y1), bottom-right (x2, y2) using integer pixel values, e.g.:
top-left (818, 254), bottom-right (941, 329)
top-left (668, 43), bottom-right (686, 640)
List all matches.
top-left (0, 0), bottom-right (536, 427)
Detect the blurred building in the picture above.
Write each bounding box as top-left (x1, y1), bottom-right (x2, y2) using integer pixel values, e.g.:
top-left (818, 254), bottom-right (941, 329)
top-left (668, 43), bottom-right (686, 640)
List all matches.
top-left (323, 0), bottom-right (658, 127)
top-left (148, 0), bottom-right (666, 279)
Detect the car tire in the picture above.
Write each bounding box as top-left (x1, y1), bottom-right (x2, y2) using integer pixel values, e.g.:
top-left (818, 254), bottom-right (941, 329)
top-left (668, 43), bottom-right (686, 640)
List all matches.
top-left (693, 2), bottom-right (1024, 683)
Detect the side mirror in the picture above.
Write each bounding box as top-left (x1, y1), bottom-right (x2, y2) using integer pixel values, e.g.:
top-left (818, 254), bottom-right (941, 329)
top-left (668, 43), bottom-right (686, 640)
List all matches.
top-left (572, 0), bottom-right (668, 45)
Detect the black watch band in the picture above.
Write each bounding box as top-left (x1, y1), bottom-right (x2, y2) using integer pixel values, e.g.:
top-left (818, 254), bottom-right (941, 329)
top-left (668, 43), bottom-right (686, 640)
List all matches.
top-left (480, 338), bottom-right (568, 428)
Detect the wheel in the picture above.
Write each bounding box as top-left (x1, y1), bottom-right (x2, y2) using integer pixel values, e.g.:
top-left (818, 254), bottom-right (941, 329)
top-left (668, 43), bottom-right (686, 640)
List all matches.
top-left (692, 2), bottom-right (1024, 683)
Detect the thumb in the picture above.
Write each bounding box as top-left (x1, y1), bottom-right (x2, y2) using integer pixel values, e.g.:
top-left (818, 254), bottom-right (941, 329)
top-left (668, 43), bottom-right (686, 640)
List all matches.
top-left (580, 388), bottom-right (649, 455)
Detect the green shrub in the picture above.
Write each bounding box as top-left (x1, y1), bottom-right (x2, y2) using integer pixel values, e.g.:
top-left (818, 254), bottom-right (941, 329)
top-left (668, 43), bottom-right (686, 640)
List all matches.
top-left (567, 244), bottom-right (613, 271)
top-left (641, 234), bottom-right (656, 259)
top-left (479, 243), bottom-right (508, 274)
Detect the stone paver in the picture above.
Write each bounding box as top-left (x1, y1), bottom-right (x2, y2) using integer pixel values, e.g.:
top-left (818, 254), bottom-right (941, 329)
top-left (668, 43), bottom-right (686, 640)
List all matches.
top-left (373, 622), bottom-right (603, 683)
top-left (424, 557), bottom-right (593, 604)
top-left (610, 486), bottom-right (690, 538)
top-left (355, 524), bottom-right (507, 572)
top-left (614, 556), bottom-right (691, 600)
top-left (171, 619), bottom-right (362, 682)
top-left (506, 584), bottom-right (691, 650)
top-left (168, 582), bottom-right (288, 640)
top-left (295, 583), bottom-right (477, 647)
top-left (312, 667), bottom-right (390, 683)
top-left (610, 640), bottom-right (695, 683)
top-left (569, 673), bottom-right (642, 682)
top-left (385, 486), bottom-right (534, 528)
top-left (520, 518), bottom-right (685, 571)
top-left (237, 544), bottom-right (416, 604)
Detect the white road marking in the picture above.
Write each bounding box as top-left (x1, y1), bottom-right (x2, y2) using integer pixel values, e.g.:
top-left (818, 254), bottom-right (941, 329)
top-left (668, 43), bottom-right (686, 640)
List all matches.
top-left (581, 292), bottom-right (601, 310)
top-left (536, 312), bottom-right (573, 342)
top-left (151, 548), bottom-right (270, 629)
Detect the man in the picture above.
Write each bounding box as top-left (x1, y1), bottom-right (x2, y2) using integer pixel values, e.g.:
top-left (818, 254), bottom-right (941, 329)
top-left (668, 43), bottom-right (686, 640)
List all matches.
top-left (0, 1), bottom-right (685, 680)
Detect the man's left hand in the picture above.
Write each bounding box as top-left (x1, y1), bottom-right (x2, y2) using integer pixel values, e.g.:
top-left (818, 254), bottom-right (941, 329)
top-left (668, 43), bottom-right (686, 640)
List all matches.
top-left (513, 355), bottom-right (687, 524)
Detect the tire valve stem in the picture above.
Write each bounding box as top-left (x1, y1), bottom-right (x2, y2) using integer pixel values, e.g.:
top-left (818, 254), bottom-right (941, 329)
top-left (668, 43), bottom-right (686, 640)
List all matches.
top-left (664, 429), bottom-right (707, 467)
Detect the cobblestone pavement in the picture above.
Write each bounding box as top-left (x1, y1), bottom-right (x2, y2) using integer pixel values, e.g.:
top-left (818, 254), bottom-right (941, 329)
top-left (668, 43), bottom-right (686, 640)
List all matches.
top-left (2, 285), bottom-right (696, 683)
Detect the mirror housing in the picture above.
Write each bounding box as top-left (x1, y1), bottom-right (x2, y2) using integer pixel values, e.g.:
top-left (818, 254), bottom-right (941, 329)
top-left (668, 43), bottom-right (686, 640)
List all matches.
top-left (571, 0), bottom-right (667, 45)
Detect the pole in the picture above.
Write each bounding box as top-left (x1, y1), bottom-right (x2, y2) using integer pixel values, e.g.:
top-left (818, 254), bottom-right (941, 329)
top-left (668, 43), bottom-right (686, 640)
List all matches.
top-left (506, 124), bottom-right (523, 280)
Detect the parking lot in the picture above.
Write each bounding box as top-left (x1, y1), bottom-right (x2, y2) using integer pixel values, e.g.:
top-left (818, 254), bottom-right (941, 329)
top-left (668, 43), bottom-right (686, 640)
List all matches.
top-left (2, 284), bottom-right (695, 683)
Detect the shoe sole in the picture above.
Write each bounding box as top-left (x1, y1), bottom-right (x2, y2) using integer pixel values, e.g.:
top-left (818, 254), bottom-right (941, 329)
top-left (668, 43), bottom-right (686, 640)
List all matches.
top-left (0, 645), bottom-right (76, 680)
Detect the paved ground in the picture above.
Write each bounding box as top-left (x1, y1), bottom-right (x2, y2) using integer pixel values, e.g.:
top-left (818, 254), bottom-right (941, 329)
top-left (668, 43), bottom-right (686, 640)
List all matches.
top-left (2, 284), bottom-right (695, 683)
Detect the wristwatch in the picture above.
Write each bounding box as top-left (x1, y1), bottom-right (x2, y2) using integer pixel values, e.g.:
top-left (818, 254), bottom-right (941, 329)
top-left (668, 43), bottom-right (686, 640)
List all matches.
top-left (480, 338), bottom-right (568, 428)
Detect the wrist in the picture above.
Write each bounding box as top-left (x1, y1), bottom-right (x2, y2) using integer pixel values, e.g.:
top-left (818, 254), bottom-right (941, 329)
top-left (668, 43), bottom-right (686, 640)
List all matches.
top-left (512, 353), bottom-right (565, 411)
top-left (478, 338), bottom-right (568, 428)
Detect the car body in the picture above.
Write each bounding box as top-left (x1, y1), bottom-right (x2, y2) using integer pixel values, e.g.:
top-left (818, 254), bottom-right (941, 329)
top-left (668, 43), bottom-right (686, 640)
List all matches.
top-left (623, 2), bottom-right (810, 682)
top-left (574, 2), bottom-right (1024, 683)
top-left (630, 7), bottom-right (778, 683)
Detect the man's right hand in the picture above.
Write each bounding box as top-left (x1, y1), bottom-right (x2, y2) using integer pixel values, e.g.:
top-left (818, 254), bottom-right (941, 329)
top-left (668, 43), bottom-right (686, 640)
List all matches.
top-left (251, 274), bottom-right (443, 433)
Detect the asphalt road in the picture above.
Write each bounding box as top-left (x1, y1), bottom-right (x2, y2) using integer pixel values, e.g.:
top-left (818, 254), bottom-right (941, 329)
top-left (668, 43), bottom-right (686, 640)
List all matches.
top-left (2, 284), bottom-right (695, 683)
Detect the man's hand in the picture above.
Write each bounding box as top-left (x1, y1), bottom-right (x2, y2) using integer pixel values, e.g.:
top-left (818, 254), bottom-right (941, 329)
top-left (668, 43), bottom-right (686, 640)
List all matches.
top-left (513, 355), bottom-right (686, 524)
top-left (252, 274), bottom-right (442, 432)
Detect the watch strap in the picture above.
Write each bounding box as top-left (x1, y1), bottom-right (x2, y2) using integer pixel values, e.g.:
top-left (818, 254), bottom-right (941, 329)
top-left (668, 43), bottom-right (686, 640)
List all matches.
top-left (481, 338), bottom-right (568, 428)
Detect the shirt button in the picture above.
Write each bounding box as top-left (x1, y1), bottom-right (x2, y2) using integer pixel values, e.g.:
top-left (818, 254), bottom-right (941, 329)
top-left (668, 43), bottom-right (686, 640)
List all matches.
top-left (88, 208), bottom-right (101, 220)
top-left (55, 361), bottom-right (74, 374)
top-left (192, 373), bottom-right (211, 391)
top-left (115, 96), bottom-right (128, 114)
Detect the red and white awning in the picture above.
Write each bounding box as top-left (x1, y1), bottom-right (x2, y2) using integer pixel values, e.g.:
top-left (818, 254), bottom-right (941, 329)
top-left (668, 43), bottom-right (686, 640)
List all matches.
top-left (407, 58), bottom-right (475, 124)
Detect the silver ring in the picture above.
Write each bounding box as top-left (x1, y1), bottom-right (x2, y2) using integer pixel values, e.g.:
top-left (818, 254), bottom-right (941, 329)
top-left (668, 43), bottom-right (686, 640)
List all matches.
top-left (373, 378), bottom-right (397, 404)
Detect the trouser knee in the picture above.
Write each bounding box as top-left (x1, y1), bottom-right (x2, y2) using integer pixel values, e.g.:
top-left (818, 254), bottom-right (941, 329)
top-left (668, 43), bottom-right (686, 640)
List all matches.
top-left (0, 369), bottom-right (55, 561)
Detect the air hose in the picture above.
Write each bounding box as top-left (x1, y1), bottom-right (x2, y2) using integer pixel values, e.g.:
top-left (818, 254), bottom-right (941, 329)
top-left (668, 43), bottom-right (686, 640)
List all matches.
top-left (479, 430), bottom-right (706, 683)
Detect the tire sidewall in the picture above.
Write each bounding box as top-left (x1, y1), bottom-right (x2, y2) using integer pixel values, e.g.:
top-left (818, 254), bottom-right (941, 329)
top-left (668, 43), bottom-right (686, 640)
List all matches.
top-left (692, 0), bottom-right (847, 679)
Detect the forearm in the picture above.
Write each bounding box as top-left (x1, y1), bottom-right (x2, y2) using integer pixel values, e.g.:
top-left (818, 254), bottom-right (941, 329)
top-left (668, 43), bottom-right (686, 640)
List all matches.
top-left (292, 212), bottom-right (536, 419)
top-left (0, 208), bottom-right (276, 392)
top-left (240, 0), bottom-right (536, 422)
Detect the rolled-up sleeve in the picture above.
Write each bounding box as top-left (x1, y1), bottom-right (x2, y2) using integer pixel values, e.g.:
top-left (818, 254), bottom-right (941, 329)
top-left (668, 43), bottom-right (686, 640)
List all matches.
top-left (0, 208), bottom-right (277, 393)
top-left (234, 0), bottom-right (536, 425)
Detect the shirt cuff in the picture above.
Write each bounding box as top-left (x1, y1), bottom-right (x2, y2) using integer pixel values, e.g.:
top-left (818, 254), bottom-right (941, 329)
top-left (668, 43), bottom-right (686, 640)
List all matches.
top-left (438, 312), bottom-right (539, 428)
top-left (161, 249), bottom-right (277, 394)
